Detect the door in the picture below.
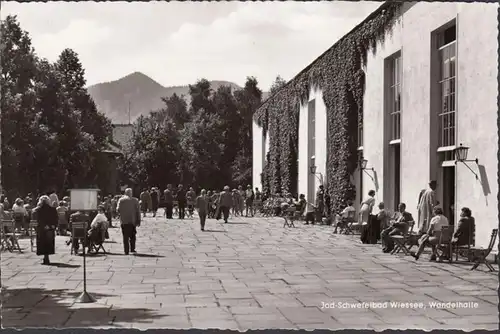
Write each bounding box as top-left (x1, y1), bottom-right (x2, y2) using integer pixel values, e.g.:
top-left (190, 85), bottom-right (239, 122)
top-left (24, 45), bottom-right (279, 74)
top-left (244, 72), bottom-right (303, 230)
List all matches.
top-left (393, 144), bottom-right (401, 210)
top-left (442, 166), bottom-right (455, 225)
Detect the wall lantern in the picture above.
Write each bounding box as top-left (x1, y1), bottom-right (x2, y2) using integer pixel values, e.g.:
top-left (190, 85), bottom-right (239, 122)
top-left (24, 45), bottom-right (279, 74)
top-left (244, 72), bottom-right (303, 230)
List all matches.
top-left (359, 157), bottom-right (373, 171)
top-left (309, 156), bottom-right (323, 185)
top-left (454, 143), bottom-right (479, 179)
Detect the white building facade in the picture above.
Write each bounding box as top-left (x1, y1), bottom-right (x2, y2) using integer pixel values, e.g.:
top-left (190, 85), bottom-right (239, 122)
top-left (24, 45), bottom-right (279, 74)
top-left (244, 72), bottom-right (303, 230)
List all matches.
top-left (253, 2), bottom-right (498, 249)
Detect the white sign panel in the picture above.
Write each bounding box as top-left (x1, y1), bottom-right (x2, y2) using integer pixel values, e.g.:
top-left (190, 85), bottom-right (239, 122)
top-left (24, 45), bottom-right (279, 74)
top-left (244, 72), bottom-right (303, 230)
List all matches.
top-left (69, 189), bottom-right (99, 211)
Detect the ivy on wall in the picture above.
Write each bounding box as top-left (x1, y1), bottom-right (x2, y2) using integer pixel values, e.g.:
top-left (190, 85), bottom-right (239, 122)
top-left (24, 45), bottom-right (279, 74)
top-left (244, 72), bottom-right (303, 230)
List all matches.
top-left (256, 2), bottom-right (402, 211)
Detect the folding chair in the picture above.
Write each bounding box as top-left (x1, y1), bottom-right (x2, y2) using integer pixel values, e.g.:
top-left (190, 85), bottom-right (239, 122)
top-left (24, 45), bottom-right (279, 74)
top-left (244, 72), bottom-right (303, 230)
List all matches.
top-left (454, 223), bottom-right (476, 262)
top-left (29, 220), bottom-right (38, 252)
top-left (89, 227), bottom-right (107, 254)
top-left (435, 225), bottom-right (454, 263)
top-left (1, 219), bottom-right (22, 253)
top-left (470, 229), bottom-right (498, 272)
top-left (391, 221), bottom-right (416, 255)
top-left (282, 207), bottom-right (296, 228)
top-left (343, 211), bottom-right (359, 235)
top-left (70, 221), bottom-right (88, 255)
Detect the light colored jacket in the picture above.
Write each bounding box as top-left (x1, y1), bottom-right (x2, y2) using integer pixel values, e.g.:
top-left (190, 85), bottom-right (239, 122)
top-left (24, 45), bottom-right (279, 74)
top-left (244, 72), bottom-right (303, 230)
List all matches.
top-left (117, 195), bottom-right (141, 226)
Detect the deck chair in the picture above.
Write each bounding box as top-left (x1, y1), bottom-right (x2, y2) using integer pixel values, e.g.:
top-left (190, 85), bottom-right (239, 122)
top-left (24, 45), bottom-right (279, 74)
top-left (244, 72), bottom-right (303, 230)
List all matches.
top-left (1, 219), bottom-right (22, 253)
top-left (282, 206), bottom-right (302, 228)
top-left (70, 221), bottom-right (88, 255)
top-left (470, 229), bottom-right (498, 272)
top-left (28, 220), bottom-right (38, 252)
top-left (391, 221), bottom-right (416, 255)
top-left (343, 211), bottom-right (360, 235)
top-left (435, 226), bottom-right (454, 263)
top-left (88, 226), bottom-right (107, 254)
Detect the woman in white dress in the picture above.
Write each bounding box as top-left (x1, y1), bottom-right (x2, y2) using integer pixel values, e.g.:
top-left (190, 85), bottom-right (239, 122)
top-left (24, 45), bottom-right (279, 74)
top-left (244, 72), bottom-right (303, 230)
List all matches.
top-left (359, 190), bottom-right (376, 225)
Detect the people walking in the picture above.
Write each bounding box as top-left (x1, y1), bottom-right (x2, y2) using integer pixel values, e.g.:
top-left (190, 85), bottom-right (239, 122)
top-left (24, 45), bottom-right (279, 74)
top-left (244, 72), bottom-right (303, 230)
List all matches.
top-left (150, 187), bottom-right (159, 217)
top-left (176, 185), bottom-right (187, 219)
top-left (140, 188), bottom-right (151, 218)
top-left (164, 184), bottom-right (174, 219)
top-left (186, 187), bottom-right (196, 218)
top-left (196, 189), bottom-right (209, 231)
top-left (117, 188), bottom-right (141, 255)
top-left (34, 195), bottom-right (58, 265)
top-left (219, 186), bottom-right (233, 223)
top-left (245, 185), bottom-right (254, 217)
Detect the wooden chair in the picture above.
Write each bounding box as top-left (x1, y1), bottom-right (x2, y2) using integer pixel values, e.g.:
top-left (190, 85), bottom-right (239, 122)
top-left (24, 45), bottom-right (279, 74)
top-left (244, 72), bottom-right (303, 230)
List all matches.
top-left (336, 210), bottom-right (356, 234)
top-left (470, 229), bottom-right (498, 272)
top-left (435, 225), bottom-right (454, 263)
top-left (454, 223), bottom-right (476, 262)
top-left (70, 221), bottom-right (88, 255)
top-left (1, 219), bottom-right (22, 253)
top-left (28, 220), bottom-right (38, 252)
top-left (391, 221), bottom-right (416, 255)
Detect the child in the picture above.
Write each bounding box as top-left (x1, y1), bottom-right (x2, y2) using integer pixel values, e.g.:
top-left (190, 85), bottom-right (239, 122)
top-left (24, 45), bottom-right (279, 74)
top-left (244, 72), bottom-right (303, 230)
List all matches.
top-left (196, 189), bottom-right (209, 231)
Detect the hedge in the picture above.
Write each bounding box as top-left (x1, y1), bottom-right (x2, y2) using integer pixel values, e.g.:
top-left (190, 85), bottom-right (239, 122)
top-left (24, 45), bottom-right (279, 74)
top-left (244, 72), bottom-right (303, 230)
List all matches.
top-left (255, 2), bottom-right (402, 212)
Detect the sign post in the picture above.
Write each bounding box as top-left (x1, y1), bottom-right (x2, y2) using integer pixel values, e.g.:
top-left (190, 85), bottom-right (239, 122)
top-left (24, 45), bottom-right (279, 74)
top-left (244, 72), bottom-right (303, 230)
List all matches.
top-left (69, 188), bottom-right (99, 303)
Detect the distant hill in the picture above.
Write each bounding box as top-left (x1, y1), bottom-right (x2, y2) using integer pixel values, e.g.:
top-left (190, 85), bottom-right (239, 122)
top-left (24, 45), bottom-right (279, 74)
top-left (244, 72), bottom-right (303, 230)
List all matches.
top-left (87, 72), bottom-right (268, 124)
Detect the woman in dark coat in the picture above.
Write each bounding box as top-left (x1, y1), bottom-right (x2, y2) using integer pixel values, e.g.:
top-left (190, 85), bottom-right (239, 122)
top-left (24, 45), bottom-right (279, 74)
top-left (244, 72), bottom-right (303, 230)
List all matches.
top-left (34, 195), bottom-right (58, 265)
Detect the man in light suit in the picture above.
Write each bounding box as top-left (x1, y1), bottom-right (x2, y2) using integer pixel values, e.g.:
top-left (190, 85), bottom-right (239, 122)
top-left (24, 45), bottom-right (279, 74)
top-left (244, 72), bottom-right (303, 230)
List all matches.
top-left (117, 188), bottom-right (141, 255)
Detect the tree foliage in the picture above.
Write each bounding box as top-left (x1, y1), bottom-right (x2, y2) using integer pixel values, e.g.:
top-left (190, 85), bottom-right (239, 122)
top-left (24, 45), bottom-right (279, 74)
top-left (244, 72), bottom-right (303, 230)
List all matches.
top-left (120, 77), bottom-right (263, 191)
top-left (1, 16), bottom-right (112, 198)
top-left (255, 3), bottom-right (402, 212)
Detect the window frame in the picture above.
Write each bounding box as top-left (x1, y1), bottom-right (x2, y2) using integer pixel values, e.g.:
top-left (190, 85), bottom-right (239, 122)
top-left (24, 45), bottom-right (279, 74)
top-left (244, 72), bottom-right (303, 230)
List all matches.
top-left (437, 26), bottom-right (457, 150)
top-left (388, 54), bottom-right (402, 143)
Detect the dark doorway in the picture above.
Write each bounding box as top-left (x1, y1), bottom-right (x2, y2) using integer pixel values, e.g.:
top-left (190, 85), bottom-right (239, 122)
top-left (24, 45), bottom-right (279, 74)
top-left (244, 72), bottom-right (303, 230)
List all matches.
top-left (442, 166), bottom-right (455, 225)
top-left (393, 144), bottom-right (401, 210)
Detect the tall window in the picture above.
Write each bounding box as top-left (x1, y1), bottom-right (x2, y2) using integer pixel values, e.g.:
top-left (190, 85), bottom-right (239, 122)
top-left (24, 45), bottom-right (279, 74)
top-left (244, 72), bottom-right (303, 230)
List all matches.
top-left (307, 100), bottom-right (316, 202)
top-left (308, 99), bottom-right (316, 157)
top-left (358, 115), bottom-right (363, 148)
top-left (388, 55), bottom-right (402, 141)
top-left (438, 25), bottom-right (457, 148)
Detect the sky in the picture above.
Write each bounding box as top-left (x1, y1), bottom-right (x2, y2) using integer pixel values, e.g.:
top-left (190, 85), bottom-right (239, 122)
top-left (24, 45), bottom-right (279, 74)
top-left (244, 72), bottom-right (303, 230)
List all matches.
top-left (2, 1), bottom-right (381, 89)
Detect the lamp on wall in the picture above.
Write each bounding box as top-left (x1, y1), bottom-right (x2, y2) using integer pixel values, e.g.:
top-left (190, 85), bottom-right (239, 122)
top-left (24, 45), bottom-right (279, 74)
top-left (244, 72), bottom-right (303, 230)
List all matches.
top-left (359, 157), bottom-right (373, 172)
top-left (309, 156), bottom-right (323, 185)
top-left (454, 143), bottom-right (479, 179)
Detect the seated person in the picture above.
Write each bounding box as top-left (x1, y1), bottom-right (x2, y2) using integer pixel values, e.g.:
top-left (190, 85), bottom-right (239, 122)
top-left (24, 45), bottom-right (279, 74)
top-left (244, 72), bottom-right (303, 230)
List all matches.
top-left (294, 194), bottom-right (307, 214)
top-left (381, 203), bottom-right (414, 253)
top-left (411, 206), bottom-right (449, 261)
top-left (56, 201), bottom-right (69, 235)
top-left (67, 210), bottom-right (90, 252)
top-left (376, 202), bottom-right (390, 230)
top-left (12, 198), bottom-right (29, 233)
top-left (333, 200), bottom-right (355, 233)
top-left (88, 205), bottom-right (109, 248)
top-left (453, 207), bottom-right (475, 247)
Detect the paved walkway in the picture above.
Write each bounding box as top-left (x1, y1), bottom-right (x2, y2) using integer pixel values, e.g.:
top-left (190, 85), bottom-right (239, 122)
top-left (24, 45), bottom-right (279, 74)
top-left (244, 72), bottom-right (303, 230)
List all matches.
top-left (1, 211), bottom-right (498, 329)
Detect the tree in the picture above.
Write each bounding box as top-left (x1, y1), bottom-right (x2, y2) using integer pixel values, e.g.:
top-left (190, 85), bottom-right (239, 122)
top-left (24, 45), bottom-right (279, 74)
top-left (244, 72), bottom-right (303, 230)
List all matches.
top-left (269, 75), bottom-right (287, 96)
top-left (180, 112), bottom-right (225, 189)
top-left (188, 79), bottom-right (215, 115)
top-left (1, 15), bottom-right (40, 197)
top-left (1, 16), bottom-right (112, 197)
top-left (161, 93), bottom-right (190, 128)
top-left (232, 77), bottom-right (263, 186)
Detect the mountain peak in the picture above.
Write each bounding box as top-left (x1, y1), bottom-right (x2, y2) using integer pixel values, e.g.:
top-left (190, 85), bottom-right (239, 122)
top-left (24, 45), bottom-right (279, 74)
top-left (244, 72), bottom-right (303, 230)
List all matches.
top-left (87, 73), bottom-right (246, 124)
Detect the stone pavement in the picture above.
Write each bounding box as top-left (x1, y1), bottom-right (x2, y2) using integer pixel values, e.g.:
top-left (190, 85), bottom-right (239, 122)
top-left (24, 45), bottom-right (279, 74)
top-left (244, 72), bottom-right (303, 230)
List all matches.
top-left (1, 211), bottom-right (498, 329)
